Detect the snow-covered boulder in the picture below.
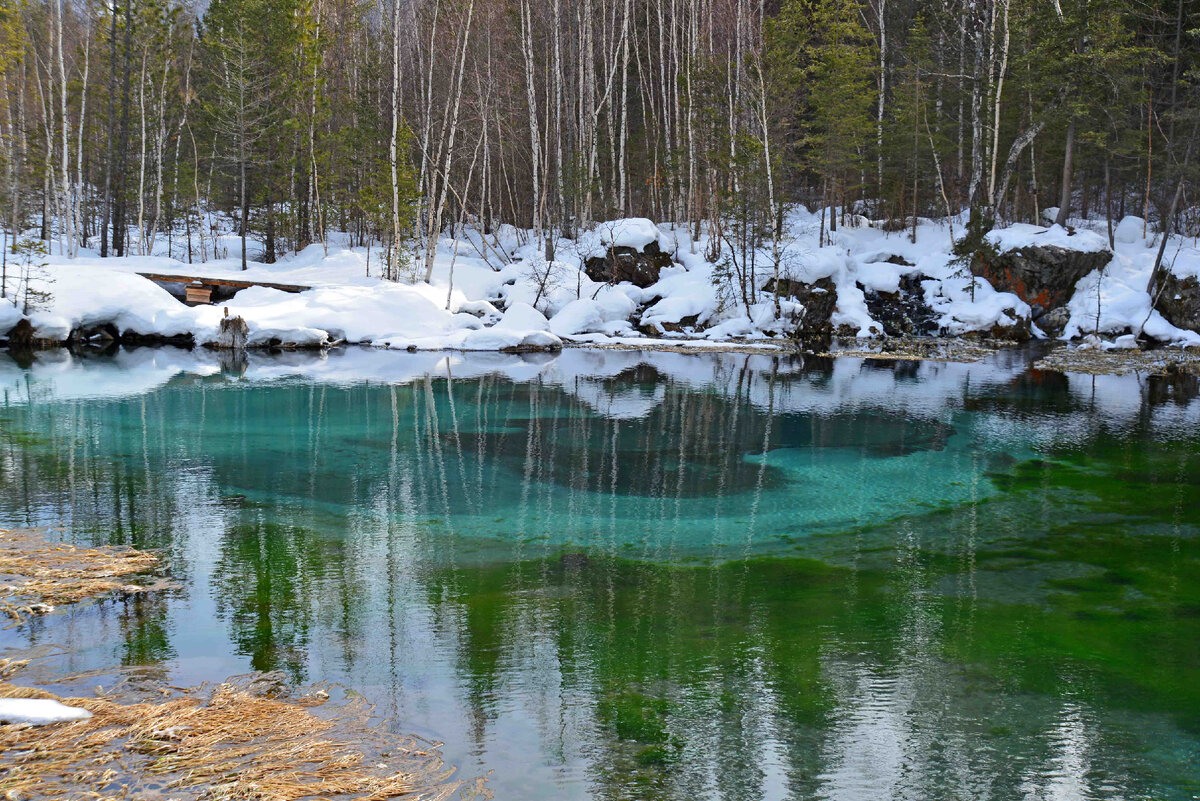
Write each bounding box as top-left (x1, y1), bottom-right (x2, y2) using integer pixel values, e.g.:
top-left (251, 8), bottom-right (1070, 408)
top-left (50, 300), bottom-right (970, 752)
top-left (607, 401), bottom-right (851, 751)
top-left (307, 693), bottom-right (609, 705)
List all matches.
top-left (550, 299), bottom-right (607, 336)
top-left (583, 240), bottom-right (674, 288)
top-left (1114, 216), bottom-right (1148, 244)
top-left (459, 327), bottom-right (561, 352)
top-left (458, 301), bottom-right (561, 351)
top-left (494, 301), bottom-right (550, 331)
top-left (927, 275), bottom-right (1032, 340)
top-left (580, 218), bottom-right (675, 288)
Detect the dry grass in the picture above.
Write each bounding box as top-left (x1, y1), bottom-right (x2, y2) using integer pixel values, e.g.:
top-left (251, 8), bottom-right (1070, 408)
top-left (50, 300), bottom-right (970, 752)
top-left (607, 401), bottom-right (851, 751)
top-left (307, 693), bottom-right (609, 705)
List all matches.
top-left (0, 528), bottom-right (165, 623)
top-left (1033, 345), bottom-right (1200, 376)
top-left (0, 670), bottom-right (486, 801)
top-left (821, 337), bottom-right (997, 363)
top-left (565, 340), bottom-right (790, 355)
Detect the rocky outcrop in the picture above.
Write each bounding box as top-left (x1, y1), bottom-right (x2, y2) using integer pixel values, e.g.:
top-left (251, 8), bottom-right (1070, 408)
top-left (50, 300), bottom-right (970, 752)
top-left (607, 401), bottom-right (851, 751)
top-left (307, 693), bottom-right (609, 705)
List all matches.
top-left (1154, 273), bottom-right (1200, 333)
top-left (862, 275), bottom-right (938, 337)
top-left (764, 276), bottom-right (838, 340)
top-left (584, 240), bottom-right (674, 288)
top-left (972, 245), bottom-right (1111, 313)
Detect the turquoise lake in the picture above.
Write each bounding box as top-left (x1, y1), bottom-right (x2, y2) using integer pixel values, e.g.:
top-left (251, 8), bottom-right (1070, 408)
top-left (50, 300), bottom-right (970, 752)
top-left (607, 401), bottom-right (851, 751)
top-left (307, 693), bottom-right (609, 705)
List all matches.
top-left (0, 346), bottom-right (1198, 800)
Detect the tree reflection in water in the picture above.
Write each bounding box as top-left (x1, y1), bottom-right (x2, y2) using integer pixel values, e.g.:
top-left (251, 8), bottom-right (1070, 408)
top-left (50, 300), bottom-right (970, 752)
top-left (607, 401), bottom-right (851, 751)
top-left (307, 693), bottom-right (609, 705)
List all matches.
top-left (0, 347), bottom-right (1197, 800)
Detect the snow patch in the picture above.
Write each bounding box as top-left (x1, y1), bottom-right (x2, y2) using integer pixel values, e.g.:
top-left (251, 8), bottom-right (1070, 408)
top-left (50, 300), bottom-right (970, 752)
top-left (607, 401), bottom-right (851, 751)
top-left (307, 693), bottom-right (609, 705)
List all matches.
top-left (0, 698), bottom-right (93, 725)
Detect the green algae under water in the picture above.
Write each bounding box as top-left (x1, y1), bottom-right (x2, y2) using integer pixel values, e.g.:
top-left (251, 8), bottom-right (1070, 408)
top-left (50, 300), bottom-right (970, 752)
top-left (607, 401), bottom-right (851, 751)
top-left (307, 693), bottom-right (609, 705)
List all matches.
top-left (0, 347), bottom-right (1198, 800)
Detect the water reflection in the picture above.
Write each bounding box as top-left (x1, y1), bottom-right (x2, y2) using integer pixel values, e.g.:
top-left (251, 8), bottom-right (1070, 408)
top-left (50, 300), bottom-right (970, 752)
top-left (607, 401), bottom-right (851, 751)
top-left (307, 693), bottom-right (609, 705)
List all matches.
top-left (0, 347), bottom-right (1197, 800)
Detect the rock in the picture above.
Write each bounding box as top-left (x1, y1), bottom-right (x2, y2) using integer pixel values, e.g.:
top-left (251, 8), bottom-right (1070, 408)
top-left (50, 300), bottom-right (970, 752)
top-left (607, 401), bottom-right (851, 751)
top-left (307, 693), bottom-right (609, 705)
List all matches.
top-left (987, 311), bottom-right (1033, 342)
top-left (763, 276), bottom-right (838, 340)
top-left (862, 275), bottom-right (938, 337)
top-left (1154, 273), bottom-right (1200, 333)
top-left (584, 240), bottom-right (674, 288)
top-left (119, 331), bottom-right (196, 348)
top-left (1036, 306), bottom-right (1071, 337)
top-left (67, 323), bottom-right (120, 346)
top-left (972, 245), bottom-right (1111, 313)
top-left (637, 313), bottom-right (698, 336)
top-left (4, 318), bottom-right (35, 347)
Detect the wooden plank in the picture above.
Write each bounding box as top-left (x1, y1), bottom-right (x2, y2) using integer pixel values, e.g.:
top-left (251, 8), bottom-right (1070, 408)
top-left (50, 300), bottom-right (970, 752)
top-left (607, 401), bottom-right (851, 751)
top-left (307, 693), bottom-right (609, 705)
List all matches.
top-left (136, 272), bottom-right (311, 293)
top-left (185, 285), bottom-right (213, 304)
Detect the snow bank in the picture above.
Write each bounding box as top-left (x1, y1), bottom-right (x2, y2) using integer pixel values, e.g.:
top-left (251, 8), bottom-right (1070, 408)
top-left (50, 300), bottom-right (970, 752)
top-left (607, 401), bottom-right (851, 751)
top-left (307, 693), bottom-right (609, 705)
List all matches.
top-left (7, 206), bottom-right (1197, 352)
top-left (219, 283), bottom-right (461, 348)
top-left (1063, 259), bottom-right (1200, 345)
top-left (0, 303), bottom-right (23, 335)
top-left (497, 259), bottom-right (642, 322)
top-left (11, 260), bottom-right (559, 352)
top-left (30, 265), bottom-right (205, 342)
top-left (1052, 218), bottom-right (1200, 345)
top-left (0, 698), bottom-right (93, 725)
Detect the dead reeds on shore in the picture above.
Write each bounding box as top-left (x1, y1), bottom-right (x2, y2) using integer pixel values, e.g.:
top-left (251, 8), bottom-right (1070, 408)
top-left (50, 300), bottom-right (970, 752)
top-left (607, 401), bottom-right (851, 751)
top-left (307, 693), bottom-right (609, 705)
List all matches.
top-left (0, 528), bottom-right (165, 622)
top-left (0, 670), bottom-right (484, 801)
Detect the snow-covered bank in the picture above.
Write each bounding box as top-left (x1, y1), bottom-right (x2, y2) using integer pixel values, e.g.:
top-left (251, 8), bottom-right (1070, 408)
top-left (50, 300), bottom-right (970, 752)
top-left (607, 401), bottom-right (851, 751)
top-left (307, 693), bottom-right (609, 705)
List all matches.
top-left (2, 208), bottom-right (1199, 352)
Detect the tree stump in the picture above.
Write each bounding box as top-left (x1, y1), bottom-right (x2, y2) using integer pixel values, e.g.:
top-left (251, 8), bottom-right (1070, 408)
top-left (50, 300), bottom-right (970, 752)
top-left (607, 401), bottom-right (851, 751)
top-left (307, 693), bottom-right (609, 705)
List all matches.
top-left (215, 312), bottom-right (249, 350)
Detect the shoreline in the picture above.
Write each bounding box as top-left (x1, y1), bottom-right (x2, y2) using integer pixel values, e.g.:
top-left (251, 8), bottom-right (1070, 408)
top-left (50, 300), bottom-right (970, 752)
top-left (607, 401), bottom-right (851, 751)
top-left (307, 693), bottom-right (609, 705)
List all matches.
top-left (4, 332), bottom-right (1199, 376)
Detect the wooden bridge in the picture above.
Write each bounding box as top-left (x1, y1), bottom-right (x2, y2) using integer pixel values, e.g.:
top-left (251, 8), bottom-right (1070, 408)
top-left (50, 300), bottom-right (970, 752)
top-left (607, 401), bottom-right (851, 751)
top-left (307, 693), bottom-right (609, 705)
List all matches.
top-left (137, 272), bottom-right (311, 305)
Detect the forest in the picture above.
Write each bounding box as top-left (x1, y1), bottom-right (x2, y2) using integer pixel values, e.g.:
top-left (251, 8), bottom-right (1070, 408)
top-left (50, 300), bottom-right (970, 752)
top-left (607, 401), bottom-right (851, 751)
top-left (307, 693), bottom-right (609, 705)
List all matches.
top-left (0, 0), bottom-right (1196, 281)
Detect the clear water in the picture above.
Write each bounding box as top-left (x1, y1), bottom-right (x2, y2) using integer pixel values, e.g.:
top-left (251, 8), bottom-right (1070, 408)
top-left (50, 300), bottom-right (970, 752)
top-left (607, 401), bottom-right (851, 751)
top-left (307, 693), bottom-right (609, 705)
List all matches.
top-left (1, 347), bottom-right (1198, 800)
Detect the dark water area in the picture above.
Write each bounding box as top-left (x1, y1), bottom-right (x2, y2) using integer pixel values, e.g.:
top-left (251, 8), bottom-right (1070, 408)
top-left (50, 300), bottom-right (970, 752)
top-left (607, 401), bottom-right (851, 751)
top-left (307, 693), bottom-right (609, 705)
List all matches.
top-left (0, 346), bottom-right (1197, 800)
